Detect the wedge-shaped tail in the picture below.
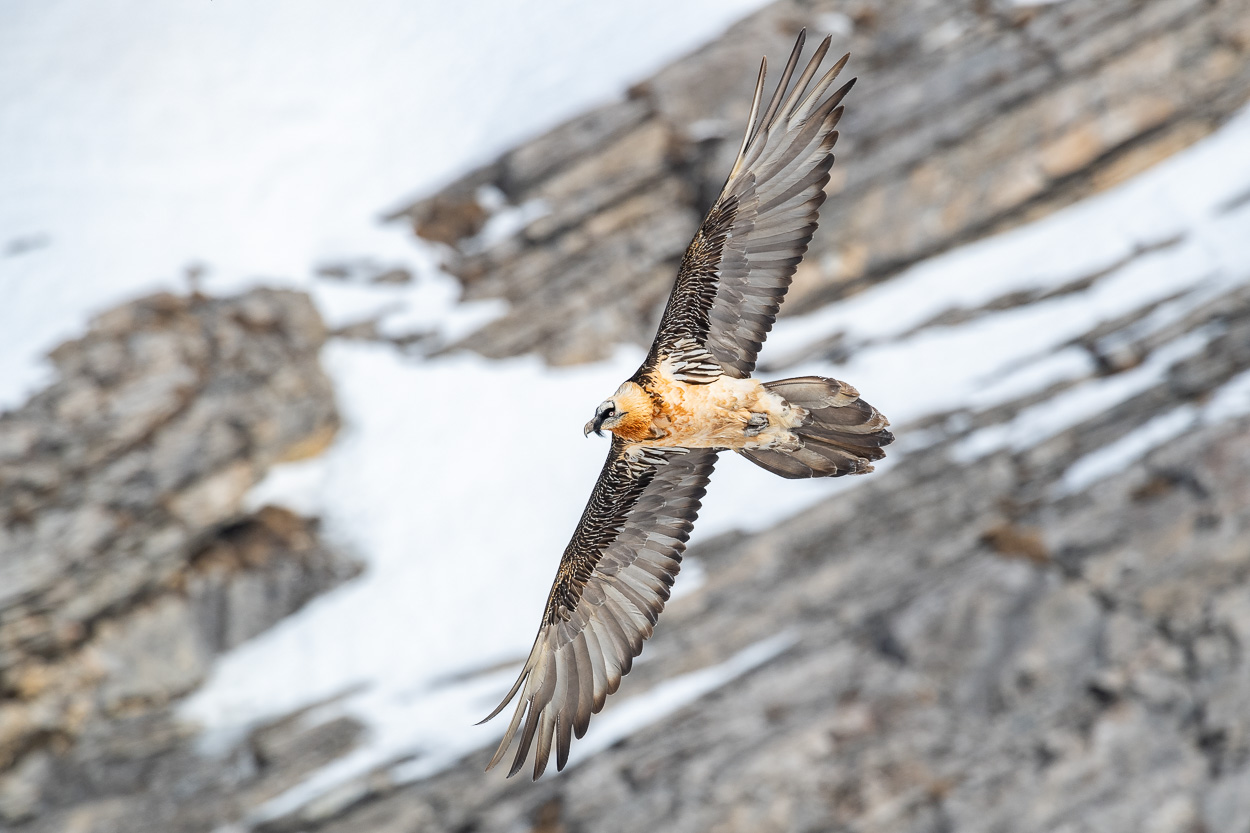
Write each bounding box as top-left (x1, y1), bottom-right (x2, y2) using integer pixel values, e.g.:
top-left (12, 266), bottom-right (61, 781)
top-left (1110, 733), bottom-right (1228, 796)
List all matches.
top-left (741, 376), bottom-right (893, 478)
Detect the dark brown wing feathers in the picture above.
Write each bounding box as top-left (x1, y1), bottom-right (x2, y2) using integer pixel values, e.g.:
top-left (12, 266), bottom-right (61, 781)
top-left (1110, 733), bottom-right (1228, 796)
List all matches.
top-left (642, 30), bottom-right (853, 381)
top-left (482, 440), bottom-right (716, 778)
top-left (640, 196), bottom-right (739, 376)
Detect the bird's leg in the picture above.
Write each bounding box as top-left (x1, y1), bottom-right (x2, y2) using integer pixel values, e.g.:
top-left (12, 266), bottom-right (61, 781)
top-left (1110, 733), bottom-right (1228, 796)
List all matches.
top-left (744, 413), bottom-right (769, 437)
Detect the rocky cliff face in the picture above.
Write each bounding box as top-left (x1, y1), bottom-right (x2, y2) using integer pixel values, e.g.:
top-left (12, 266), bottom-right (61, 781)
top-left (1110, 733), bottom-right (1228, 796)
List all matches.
top-left (5, 0), bottom-right (1250, 831)
top-left (0, 290), bottom-right (356, 825)
top-left (397, 0), bottom-right (1250, 366)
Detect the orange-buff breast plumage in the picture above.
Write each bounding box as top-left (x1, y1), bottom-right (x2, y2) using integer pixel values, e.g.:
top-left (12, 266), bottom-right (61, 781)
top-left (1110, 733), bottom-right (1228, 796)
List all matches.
top-left (611, 369), bottom-right (807, 451)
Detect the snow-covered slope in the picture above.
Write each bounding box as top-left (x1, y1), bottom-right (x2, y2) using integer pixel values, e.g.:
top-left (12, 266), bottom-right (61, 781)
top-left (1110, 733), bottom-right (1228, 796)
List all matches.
top-left (0, 0), bottom-right (768, 406)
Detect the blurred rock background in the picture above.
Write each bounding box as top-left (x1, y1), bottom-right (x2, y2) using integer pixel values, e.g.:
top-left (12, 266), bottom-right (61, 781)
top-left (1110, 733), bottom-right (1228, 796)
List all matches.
top-left (403, 0), bottom-right (1250, 366)
top-left (3, 0), bottom-right (1250, 831)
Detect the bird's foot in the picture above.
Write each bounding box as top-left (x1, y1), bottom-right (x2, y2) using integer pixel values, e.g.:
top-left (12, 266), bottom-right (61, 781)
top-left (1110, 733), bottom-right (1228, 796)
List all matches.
top-left (744, 413), bottom-right (769, 437)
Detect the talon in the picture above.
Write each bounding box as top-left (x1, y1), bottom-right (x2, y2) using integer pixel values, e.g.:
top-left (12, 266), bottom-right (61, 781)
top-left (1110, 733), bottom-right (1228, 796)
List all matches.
top-left (744, 413), bottom-right (769, 437)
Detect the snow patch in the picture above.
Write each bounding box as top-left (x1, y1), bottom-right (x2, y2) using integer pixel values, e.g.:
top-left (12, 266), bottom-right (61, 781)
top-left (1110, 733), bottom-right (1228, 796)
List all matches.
top-left (1205, 368), bottom-right (1250, 423)
top-left (1056, 367), bottom-right (1250, 495)
top-left (952, 328), bottom-right (1215, 462)
top-left (1057, 405), bottom-right (1199, 496)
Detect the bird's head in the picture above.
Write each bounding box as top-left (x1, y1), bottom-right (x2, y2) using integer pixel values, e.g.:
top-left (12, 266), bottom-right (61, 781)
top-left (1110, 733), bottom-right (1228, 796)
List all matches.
top-left (584, 382), bottom-right (654, 440)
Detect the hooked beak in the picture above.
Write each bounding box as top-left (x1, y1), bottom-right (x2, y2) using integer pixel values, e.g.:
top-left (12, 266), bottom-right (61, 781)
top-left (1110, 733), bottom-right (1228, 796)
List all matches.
top-left (584, 415), bottom-right (605, 437)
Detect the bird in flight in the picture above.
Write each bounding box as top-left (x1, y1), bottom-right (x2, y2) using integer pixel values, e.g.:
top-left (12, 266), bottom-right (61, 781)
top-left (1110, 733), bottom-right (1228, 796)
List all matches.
top-left (482, 30), bottom-right (892, 779)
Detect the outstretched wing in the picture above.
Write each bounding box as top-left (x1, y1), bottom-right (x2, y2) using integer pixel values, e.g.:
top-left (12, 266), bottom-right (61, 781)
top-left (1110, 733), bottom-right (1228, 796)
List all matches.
top-left (482, 439), bottom-right (717, 779)
top-left (640, 30), bottom-right (853, 383)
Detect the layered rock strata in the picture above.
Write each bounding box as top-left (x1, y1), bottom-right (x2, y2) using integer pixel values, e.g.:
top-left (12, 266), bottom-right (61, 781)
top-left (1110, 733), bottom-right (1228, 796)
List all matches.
top-left (395, 0), bottom-right (1250, 366)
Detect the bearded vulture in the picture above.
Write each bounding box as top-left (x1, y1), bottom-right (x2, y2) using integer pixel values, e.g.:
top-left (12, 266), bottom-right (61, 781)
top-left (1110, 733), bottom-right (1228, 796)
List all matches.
top-left (482, 29), bottom-right (893, 779)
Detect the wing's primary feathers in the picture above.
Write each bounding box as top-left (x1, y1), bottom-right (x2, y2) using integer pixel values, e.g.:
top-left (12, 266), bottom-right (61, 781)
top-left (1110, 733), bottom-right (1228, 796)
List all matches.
top-left (482, 440), bottom-right (717, 779)
top-left (643, 30), bottom-right (853, 380)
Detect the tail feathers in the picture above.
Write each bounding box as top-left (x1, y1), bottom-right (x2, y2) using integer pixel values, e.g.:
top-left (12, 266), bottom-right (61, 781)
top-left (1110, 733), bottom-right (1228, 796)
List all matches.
top-left (741, 376), bottom-right (893, 479)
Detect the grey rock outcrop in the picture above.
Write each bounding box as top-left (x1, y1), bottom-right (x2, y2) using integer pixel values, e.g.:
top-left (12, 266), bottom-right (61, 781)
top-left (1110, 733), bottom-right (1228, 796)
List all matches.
top-left (0, 289), bottom-right (355, 824)
top-left (394, 0), bottom-right (1250, 366)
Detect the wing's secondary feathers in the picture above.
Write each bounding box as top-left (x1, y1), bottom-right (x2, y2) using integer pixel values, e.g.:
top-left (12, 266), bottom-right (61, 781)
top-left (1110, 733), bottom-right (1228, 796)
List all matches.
top-left (642, 30), bottom-right (853, 382)
top-left (482, 440), bottom-right (717, 779)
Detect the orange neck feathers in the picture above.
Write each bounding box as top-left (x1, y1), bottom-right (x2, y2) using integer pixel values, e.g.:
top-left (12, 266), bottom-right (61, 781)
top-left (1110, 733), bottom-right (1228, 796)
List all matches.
top-left (610, 383), bottom-right (658, 442)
